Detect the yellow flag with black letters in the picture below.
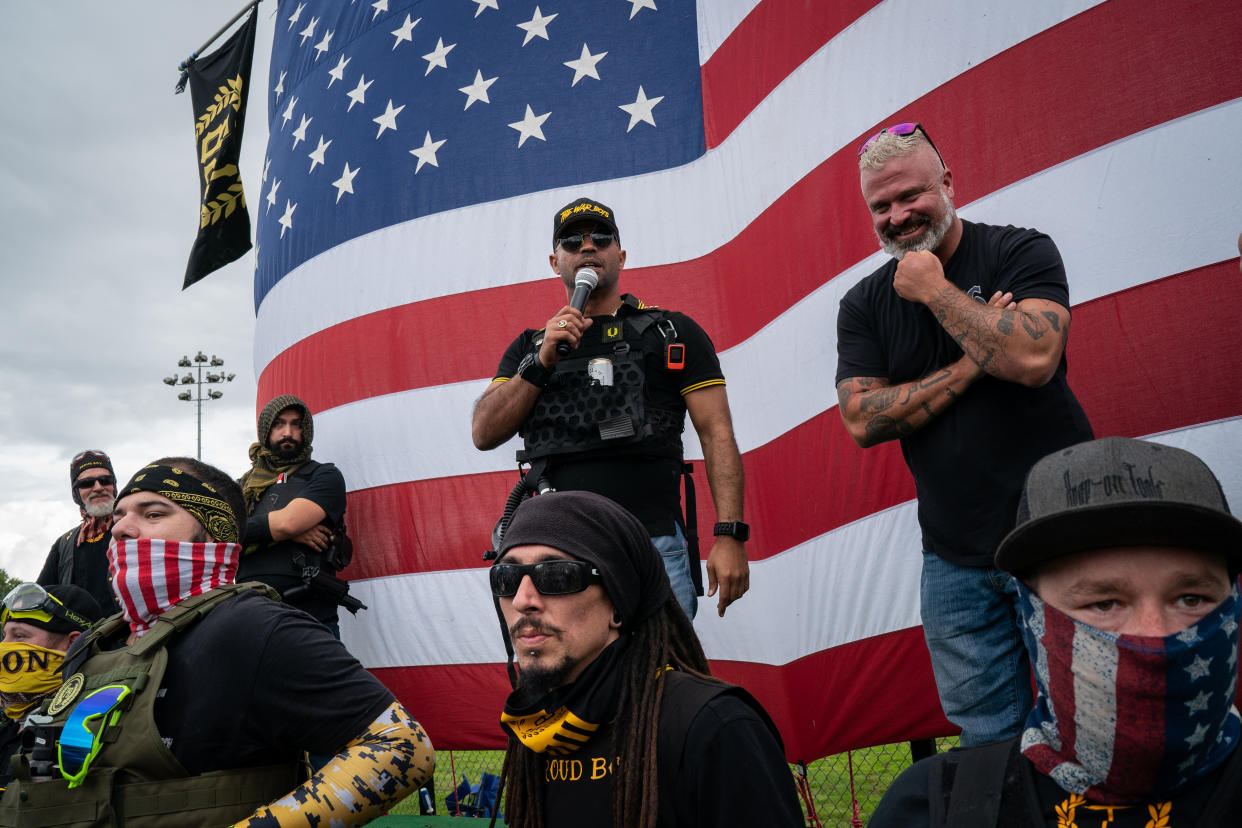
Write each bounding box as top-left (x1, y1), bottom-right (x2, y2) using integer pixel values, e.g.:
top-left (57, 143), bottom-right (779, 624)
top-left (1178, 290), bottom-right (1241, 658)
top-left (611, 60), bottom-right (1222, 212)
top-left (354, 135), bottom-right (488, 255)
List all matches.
top-left (183, 9), bottom-right (257, 289)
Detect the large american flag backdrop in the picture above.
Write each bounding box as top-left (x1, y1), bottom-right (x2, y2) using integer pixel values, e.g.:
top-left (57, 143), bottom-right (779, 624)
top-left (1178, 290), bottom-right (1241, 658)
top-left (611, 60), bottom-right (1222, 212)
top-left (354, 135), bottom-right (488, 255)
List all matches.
top-left (253, 0), bottom-right (1242, 758)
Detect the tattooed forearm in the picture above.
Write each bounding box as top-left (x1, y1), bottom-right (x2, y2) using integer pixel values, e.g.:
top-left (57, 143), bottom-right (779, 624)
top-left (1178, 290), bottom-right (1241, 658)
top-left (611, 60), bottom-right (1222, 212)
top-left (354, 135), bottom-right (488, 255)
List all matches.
top-left (864, 415), bottom-right (911, 443)
top-left (860, 386), bottom-right (901, 414)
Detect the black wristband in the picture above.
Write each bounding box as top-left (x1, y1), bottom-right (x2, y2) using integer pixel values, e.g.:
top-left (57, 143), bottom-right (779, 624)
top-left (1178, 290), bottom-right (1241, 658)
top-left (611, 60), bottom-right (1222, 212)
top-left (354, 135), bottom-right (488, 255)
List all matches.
top-left (519, 355), bottom-right (554, 388)
top-left (245, 513), bottom-right (273, 546)
top-left (713, 521), bottom-right (749, 542)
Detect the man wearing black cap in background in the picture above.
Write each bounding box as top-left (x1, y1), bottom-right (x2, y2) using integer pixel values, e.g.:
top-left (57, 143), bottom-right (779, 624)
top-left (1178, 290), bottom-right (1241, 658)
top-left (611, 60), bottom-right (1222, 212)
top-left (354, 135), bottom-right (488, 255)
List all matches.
top-left (491, 490), bottom-right (801, 828)
top-left (871, 436), bottom-right (1242, 827)
top-left (0, 583), bottom-right (103, 790)
top-left (37, 450), bottom-right (121, 616)
top-left (473, 197), bottom-right (750, 619)
top-left (239, 394), bottom-right (353, 633)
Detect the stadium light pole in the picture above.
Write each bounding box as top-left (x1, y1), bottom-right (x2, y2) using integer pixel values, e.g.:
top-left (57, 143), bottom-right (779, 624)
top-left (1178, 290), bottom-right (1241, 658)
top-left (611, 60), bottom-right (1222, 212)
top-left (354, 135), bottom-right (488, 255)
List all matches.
top-left (162, 351), bottom-right (236, 459)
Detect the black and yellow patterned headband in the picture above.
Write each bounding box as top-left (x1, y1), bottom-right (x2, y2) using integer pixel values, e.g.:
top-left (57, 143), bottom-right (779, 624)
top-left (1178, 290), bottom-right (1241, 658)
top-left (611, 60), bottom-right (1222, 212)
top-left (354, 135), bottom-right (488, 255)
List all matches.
top-left (118, 464), bottom-right (239, 544)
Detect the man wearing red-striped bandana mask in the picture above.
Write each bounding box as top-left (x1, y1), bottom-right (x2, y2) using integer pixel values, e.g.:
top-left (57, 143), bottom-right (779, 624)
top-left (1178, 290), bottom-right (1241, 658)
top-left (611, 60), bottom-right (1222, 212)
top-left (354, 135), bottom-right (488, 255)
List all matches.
top-left (0, 457), bottom-right (434, 828)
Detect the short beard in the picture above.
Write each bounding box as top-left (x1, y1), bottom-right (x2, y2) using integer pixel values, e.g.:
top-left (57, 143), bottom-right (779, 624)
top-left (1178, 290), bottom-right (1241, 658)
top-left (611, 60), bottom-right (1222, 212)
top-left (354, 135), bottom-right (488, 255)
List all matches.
top-left (514, 657), bottom-right (575, 701)
top-left (878, 189), bottom-right (956, 259)
top-left (270, 439), bottom-right (302, 461)
top-left (83, 500), bottom-right (113, 518)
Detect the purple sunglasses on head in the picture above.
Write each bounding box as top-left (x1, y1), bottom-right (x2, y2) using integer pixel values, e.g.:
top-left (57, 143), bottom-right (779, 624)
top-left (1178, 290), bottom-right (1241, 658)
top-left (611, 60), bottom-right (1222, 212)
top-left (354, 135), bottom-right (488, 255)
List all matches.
top-left (858, 122), bottom-right (945, 168)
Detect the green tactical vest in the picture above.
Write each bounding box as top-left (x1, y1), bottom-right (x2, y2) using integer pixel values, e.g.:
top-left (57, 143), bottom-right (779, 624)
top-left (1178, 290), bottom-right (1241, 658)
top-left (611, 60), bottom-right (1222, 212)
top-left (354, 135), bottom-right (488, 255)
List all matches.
top-left (0, 583), bottom-right (300, 828)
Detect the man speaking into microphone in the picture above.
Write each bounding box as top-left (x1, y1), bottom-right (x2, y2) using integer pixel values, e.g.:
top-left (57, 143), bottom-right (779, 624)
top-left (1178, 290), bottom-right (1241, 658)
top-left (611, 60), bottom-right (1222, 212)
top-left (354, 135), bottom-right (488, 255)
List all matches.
top-left (472, 197), bottom-right (750, 619)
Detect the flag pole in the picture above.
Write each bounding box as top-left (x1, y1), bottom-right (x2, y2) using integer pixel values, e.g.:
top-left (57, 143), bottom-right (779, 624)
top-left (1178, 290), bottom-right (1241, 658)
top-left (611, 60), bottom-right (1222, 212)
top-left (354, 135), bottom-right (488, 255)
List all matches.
top-left (176, 0), bottom-right (263, 74)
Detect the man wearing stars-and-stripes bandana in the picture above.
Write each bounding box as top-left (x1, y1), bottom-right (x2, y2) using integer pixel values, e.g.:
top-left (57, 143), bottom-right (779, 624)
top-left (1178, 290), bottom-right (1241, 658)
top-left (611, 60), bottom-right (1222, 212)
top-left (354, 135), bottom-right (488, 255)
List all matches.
top-left (872, 437), bottom-right (1242, 827)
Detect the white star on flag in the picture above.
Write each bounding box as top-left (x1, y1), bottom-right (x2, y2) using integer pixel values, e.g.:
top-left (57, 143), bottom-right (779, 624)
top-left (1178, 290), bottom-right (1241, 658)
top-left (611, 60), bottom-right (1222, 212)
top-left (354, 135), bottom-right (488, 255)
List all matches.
top-left (564, 43), bottom-right (606, 86)
top-left (626, 0), bottom-right (657, 18)
top-left (299, 17), bottom-right (318, 47)
top-left (328, 55), bottom-right (351, 88)
top-left (391, 14), bottom-right (419, 50)
top-left (347, 76), bottom-right (373, 112)
top-left (459, 70), bottom-right (498, 109)
top-left (371, 0), bottom-right (387, 21)
top-left (278, 200), bottom-right (296, 238)
top-left (619, 86), bottom-right (663, 132)
top-left (308, 135), bottom-right (332, 172)
top-left (373, 99), bottom-right (405, 138)
top-left (281, 96), bottom-right (298, 128)
top-left (409, 132), bottom-right (447, 172)
top-left (332, 163), bottom-right (359, 203)
top-left (509, 104), bottom-right (550, 147)
top-left (292, 114), bottom-right (312, 149)
top-left (287, 2), bottom-right (304, 30)
top-left (314, 30), bottom-right (334, 61)
top-left (472, 0), bottom-right (498, 18)
top-left (517, 7), bottom-right (557, 46)
top-left (274, 71), bottom-right (286, 100)
top-left (265, 179), bottom-right (280, 213)
top-left (1186, 654), bottom-right (1213, 681)
top-left (263, 156), bottom-right (271, 182)
top-left (422, 38), bottom-right (456, 75)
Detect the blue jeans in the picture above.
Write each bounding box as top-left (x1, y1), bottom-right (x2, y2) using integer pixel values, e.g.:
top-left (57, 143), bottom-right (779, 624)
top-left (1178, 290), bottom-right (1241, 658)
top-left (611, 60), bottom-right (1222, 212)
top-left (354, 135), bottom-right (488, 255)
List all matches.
top-left (920, 549), bottom-right (1031, 746)
top-left (652, 525), bottom-right (697, 620)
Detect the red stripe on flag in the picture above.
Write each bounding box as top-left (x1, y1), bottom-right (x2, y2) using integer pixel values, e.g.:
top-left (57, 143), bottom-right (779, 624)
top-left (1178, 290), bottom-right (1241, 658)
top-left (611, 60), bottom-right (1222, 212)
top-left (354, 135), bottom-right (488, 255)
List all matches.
top-left (257, 0), bottom-right (1242, 412)
top-left (699, 0), bottom-right (882, 148)
top-left (375, 626), bottom-right (948, 756)
top-left (1103, 637), bottom-right (1167, 794)
top-left (340, 263), bottom-right (1242, 582)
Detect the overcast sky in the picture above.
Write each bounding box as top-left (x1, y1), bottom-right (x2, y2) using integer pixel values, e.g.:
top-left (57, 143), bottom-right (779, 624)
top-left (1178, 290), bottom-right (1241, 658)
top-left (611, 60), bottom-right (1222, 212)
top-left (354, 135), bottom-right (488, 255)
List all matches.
top-left (0, 2), bottom-right (278, 580)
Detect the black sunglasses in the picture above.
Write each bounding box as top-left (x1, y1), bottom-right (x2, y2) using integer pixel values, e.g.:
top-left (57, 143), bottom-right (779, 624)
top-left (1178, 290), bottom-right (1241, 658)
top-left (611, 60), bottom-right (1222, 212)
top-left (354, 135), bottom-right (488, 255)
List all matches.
top-left (858, 121), bottom-right (945, 169)
top-left (75, 475), bottom-right (116, 490)
top-left (556, 231), bottom-right (615, 253)
top-left (490, 560), bottom-right (603, 598)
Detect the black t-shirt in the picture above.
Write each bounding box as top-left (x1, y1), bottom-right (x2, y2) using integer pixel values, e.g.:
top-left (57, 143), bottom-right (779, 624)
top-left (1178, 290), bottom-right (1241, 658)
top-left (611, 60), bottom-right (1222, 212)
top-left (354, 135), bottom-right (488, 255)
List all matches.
top-left (494, 296), bottom-right (725, 536)
top-left (870, 745), bottom-right (1237, 827)
top-left (836, 222), bottom-right (1093, 567)
top-left (239, 462), bottom-right (348, 621)
top-left (37, 526), bottom-right (121, 617)
top-left (541, 693), bottom-right (803, 827)
top-left (152, 590), bottom-right (392, 774)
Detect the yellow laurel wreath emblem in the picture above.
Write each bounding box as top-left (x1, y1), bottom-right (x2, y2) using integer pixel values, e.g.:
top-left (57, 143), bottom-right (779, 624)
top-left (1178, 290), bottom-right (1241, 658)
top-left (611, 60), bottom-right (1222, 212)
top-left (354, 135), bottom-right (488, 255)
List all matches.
top-left (48, 673), bottom-right (86, 716)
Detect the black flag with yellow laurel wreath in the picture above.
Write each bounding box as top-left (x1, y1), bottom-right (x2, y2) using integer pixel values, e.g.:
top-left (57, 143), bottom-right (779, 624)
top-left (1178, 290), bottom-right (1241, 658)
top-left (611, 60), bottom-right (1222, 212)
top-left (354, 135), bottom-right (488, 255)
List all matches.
top-left (183, 9), bottom-right (257, 289)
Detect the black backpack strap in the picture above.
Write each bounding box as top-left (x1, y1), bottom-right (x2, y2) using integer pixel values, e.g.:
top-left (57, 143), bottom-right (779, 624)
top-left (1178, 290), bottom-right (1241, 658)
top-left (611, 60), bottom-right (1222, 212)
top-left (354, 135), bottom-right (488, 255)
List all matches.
top-left (656, 672), bottom-right (783, 821)
top-left (1198, 739), bottom-right (1242, 826)
top-left (935, 737), bottom-right (1036, 828)
top-left (681, 463), bottom-right (703, 596)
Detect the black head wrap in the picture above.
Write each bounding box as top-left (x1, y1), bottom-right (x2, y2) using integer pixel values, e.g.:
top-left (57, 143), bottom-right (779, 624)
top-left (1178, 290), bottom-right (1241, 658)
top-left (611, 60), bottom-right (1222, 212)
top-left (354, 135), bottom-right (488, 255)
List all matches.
top-left (497, 490), bottom-right (670, 629)
top-left (118, 464), bottom-right (240, 544)
top-left (69, 450), bottom-right (114, 508)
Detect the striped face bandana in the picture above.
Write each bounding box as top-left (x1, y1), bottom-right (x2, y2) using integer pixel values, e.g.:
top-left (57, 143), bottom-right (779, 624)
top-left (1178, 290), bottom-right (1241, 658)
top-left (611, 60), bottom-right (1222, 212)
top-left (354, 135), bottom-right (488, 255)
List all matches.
top-left (106, 539), bottom-right (239, 637)
top-left (1017, 582), bottom-right (1240, 804)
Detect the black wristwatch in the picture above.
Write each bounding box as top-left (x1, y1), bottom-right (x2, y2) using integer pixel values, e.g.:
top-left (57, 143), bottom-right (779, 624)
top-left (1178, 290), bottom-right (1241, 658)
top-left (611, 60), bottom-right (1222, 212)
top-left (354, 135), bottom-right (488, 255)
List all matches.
top-left (518, 353), bottom-right (554, 388)
top-left (713, 521), bottom-right (750, 542)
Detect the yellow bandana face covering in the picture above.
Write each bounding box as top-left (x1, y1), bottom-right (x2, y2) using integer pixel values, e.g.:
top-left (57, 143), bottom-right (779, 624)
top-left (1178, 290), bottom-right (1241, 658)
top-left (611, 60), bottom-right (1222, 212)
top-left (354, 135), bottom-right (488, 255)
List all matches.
top-left (0, 643), bottom-right (65, 720)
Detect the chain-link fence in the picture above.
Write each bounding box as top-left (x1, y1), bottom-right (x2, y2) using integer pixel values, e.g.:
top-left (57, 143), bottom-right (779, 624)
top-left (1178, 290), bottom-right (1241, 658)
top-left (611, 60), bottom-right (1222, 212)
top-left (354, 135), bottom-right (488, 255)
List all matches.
top-left (387, 737), bottom-right (960, 824)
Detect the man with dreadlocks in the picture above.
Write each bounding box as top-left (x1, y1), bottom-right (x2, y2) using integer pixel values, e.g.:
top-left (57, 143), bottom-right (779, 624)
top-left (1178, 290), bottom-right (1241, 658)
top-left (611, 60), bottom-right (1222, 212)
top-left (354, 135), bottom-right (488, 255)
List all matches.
top-left (491, 490), bottom-right (801, 827)
top-left (239, 394), bottom-right (352, 631)
top-left (37, 450), bottom-right (122, 616)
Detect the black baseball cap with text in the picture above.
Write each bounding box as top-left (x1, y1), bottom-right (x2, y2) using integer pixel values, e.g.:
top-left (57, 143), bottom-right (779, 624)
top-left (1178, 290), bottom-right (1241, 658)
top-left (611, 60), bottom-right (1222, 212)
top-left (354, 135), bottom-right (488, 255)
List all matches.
top-left (552, 197), bottom-right (619, 247)
top-left (996, 437), bottom-right (1242, 575)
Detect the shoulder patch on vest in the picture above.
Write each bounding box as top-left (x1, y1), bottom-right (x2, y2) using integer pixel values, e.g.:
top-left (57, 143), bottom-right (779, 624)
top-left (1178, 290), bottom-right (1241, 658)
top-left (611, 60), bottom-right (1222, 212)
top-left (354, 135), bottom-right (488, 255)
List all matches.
top-left (48, 672), bottom-right (85, 715)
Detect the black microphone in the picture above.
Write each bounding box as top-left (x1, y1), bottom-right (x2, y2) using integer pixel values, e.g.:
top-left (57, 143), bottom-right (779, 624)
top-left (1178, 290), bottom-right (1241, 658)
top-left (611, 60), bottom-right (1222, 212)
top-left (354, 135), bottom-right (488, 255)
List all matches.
top-left (556, 268), bottom-right (599, 357)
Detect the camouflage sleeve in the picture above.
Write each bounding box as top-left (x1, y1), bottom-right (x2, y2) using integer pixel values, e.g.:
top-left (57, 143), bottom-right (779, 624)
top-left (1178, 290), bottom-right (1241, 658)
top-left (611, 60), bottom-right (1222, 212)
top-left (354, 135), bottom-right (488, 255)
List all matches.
top-left (232, 700), bottom-right (435, 827)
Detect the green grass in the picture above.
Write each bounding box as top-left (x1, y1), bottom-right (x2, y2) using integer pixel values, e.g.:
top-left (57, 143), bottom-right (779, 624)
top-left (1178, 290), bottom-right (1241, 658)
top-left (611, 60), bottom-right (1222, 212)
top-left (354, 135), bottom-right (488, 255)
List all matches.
top-left (387, 738), bottom-right (960, 822)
